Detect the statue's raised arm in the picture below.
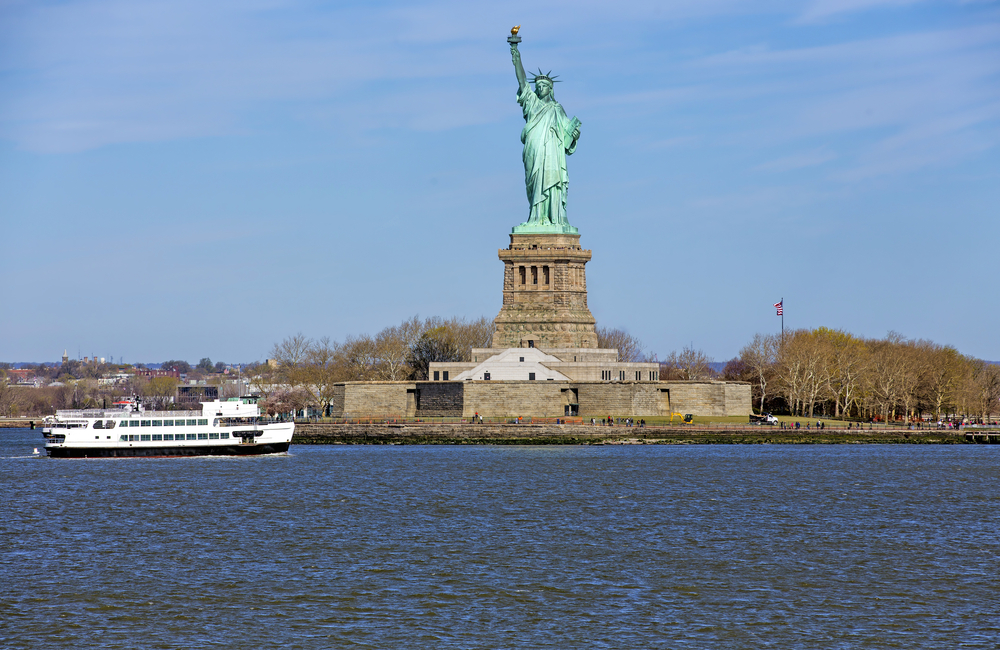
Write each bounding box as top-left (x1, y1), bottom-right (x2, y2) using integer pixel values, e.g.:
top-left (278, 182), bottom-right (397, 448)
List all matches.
top-left (511, 43), bottom-right (527, 92)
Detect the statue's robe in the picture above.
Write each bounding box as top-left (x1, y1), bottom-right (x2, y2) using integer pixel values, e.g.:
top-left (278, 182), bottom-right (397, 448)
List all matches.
top-left (518, 84), bottom-right (578, 226)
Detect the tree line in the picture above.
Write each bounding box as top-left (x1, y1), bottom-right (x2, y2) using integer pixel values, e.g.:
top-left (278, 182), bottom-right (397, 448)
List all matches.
top-left (0, 358), bottom-right (238, 417)
top-left (5, 321), bottom-right (995, 422)
top-left (250, 317), bottom-right (647, 416)
top-left (725, 328), bottom-right (1000, 422)
top-left (250, 316), bottom-right (492, 416)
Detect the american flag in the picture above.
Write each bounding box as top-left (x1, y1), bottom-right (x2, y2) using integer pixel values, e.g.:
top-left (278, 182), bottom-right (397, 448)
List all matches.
top-left (774, 300), bottom-right (783, 316)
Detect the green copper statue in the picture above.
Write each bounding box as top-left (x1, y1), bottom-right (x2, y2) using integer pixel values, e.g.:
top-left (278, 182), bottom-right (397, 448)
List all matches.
top-left (509, 29), bottom-right (581, 234)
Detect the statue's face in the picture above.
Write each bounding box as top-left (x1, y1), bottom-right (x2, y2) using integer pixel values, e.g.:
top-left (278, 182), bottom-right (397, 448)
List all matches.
top-left (536, 80), bottom-right (552, 99)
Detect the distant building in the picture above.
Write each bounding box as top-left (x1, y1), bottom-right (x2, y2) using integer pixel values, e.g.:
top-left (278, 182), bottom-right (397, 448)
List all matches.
top-left (7, 368), bottom-right (40, 387)
top-left (134, 368), bottom-right (181, 379)
top-left (8, 368), bottom-right (33, 381)
top-left (177, 385), bottom-right (219, 405)
top-left (98, 373), bottom-right (132, 386)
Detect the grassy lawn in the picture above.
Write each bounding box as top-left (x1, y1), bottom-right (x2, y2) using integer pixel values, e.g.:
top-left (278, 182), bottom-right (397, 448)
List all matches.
top-left (636, 414), bottom-right (890, 428)
top-left (634, 415), bottom-right (751, 426)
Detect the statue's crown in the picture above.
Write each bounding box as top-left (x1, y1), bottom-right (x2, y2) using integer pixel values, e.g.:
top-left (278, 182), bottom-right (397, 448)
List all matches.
top-left (529, 69), bottom-right (560, 84)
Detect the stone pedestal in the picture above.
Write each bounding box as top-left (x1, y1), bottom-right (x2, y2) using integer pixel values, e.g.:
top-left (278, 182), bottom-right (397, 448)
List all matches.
top-left (492, 232), bottom-right (597, 349)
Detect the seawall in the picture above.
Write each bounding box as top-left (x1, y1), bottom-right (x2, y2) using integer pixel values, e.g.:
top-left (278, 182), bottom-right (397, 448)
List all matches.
top-left (0, 419), bottom-right (38, 429)
top-left (292, 422), bottom-right (972, 445)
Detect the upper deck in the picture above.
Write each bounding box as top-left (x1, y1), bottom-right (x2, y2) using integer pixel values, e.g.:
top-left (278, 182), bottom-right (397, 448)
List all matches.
top-left (53, 399), bottom-right (261, 421)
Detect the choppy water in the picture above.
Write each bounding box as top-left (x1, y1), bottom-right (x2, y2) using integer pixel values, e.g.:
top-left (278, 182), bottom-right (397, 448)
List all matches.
top-left (2, 427), bottom-right (999, 648)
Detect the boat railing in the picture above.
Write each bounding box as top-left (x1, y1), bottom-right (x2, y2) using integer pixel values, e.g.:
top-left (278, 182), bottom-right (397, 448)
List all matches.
top-left (54, 409), bottom-right (203, 418)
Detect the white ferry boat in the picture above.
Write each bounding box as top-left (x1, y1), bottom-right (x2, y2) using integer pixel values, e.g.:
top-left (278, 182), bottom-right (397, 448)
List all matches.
top-left (41, 398), bottom-right (294, 458)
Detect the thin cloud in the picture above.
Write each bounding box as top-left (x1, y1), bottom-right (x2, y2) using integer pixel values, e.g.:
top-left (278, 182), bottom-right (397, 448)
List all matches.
top-left (797, 0), bottom-right (925, 24)
top-left (754, 148), bottom-right (837, 172)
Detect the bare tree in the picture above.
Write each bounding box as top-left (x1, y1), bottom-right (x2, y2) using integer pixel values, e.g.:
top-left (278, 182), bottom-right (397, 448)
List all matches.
top-left (969, 361), bottom-right (1000, 421)
top-left (663, 345), bottom-right (714, 380)
top-left (597, 327), bottom-right (645, 362)
top-left (0, 373), bottom-right (26, 417)
top-left (776, 330), bottom-right (825, 417)
top-left (302, 336), bottom-right (346, 416)
top-left (448, 316), bottom-right (494, 361)
top-left (247, 361), bottom-right (282, 401)
top-left (261, 387), bottom-right (311, 418)
top-left (339, 334), bottom-right (379, 381)
top-left (822, 329), bottom-right (868, 419)
top-left (374, 316), bottom-right (422, 380)
top-left (865, 333), bottom-right (911, 422)
top-left (920, 344), bottom-right (965, 419)
top-left (740, 333), bottom-right (778, 413)
top-left (271, 333), bottom-right (319, 389)
top-left (270, 333), bottom-right (311, 374)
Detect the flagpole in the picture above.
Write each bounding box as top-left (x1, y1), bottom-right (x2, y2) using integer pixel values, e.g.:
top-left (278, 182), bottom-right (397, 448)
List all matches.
top-left (781, 296), bottom-right (784, 340)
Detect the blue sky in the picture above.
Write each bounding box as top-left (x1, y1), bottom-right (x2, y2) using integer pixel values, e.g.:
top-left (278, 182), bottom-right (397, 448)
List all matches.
top-left (2, 0), bottom-right (998, 364)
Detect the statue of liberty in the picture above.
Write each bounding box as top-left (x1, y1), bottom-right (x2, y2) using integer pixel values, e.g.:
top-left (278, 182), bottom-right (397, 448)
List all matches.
top-left (510, 32), bottom-right (581, 234)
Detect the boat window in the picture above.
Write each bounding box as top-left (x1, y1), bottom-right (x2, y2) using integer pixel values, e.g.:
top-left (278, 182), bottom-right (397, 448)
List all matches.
top-left (186, 419), bottom-right (197, 426)
top-left (129, 420), bottom-right (140, 427)
top-left (152, 434), bottom-right (162, 441)
top-left (129, 435), bottom-right (138, 441)
top-left (198, 419), bottom-right (208, 426)
top-left (94, 420), bottom-right (104, 429)
top-left (163, 434), bottom-right (174, 441)
top-left (163, 420), bottom-right (174, 426)
top-left (120, 435), bottom-right (128, 442)
top-left (94, 436), bottom-right (100, 440)
top-left (186, 434), bottom-right (197, 440)
top-left (209, 433), bottom-right (219, 439)
top-left (152, 420), bottom-right (162, 426)
top-left (198, 433), bottom-right (208, 440)
top-left (106, 420), bottom-right (116, 429)
top-left (140, 420), bottom-right (151, 427)
top-left (219, 432), bottom-right (230, 439)
top-left (140, 434), bottom-right (151, 441)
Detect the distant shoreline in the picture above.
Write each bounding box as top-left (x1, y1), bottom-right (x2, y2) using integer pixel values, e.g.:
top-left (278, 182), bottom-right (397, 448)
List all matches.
top-left (0, 419), bottom-right (39, 429)
top-left (6, 419), bottom-right (990, 444)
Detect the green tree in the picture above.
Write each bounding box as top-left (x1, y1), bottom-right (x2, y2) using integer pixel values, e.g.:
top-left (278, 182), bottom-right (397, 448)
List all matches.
top-left (144, 377), bottom-right (180, 410)
top-left (196, 358), bottom-right (214, 373)
top-left (162, 359), bottom-right (191, 374)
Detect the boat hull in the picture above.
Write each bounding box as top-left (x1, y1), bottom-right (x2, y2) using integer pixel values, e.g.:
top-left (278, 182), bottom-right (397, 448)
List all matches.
top-left (46, 442), bottom-right (290, 458)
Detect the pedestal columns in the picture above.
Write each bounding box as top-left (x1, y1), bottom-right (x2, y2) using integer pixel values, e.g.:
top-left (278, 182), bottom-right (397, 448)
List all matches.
top-left (493, 233), bottom-right (597, 349)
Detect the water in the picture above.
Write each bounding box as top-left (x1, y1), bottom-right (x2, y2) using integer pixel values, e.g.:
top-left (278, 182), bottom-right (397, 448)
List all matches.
top-left (2, 427), bottom-right (998, 648)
